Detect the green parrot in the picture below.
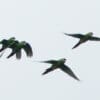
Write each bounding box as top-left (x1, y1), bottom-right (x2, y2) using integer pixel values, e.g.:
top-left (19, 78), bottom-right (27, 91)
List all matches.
top-left (7, 41), bottom-right (33, 59)
top-left (64, 32), bottom-right (100, 49)
top-left (40, 58), bottom-right (80, 81)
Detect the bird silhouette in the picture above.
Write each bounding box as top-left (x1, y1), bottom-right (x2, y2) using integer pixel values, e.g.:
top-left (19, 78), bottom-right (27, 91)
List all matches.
top-left (64, 32), bottom-right (100, 49)
top-left (40, 58), bottom-right (80, 81)
top-left (7, 41), bottom-right (33, 59)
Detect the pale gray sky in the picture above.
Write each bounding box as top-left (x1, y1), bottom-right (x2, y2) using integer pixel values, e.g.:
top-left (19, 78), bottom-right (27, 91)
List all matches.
top-left (0, 0), bottom-right (100, 100)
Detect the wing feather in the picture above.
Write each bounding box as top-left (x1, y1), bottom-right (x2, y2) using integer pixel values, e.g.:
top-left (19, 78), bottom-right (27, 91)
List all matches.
top-left (60, 64), bottom-right (80, 81)
top-left (89, 36), bottom-right (100, 41)
top-left (64, 33), bottom-right (84, 38)
top-left (16, 50), bottom-right (21, 59)
top-left (23, 43), bottom-right (33, 57)
top-left (40, 60), bottom-right (57, 64)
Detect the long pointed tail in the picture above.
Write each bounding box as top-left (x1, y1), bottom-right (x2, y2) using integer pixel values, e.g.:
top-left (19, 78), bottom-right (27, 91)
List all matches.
top-left (72, 41), bottom-right (82, 49)
top-left (42, 67), bottom-right (54, 75)
top-left (7, 52), bottom-right (15, 59)
top-left (0, 47), bottom-right (6, 52)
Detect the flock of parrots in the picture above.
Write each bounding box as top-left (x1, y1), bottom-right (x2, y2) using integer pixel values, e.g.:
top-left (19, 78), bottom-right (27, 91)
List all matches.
top-left (1, 32), bottom-right (100, 81)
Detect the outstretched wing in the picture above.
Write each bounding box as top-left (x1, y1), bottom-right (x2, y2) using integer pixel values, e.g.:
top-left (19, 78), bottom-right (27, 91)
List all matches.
top-left (89, 36), bottom-right (100, 41)
top-left (72, 41), bottom-right (82, 49)
top-left (64, 33), bottom-right (84, 39)
top-left (40, 60), bottom-right (57, 64)
top-left (16, 50), bottom-right (21, 59)
top-left (60, 64), bottom-right (80, 81)
top-left (23, 43), bottom-right (33, 57)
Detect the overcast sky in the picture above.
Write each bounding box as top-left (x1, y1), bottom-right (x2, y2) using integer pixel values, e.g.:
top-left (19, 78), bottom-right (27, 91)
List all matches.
top-left (0, 0), bottom-right (100, 100)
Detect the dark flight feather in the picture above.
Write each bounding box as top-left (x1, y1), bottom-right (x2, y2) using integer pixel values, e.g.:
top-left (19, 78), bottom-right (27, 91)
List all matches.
top-left (16, 50), bottom-right (21, 59)
top-left (60, 64), bottom-right (80, 81)
top-left (42, 67), bottom-right (54, 75)
top-left (72, 41), bottom-right (82, 49)
top-left (89, 36), bottom-right (100, 41)
top-left (23, 43), bottom-right (33, 57)
top-left (64, 33), bottom-right (84, 38)
top-left (41, 60), bottom-right (57, 64)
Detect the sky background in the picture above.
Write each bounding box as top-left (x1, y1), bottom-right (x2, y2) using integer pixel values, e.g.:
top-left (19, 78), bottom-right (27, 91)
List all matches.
top-left (0, 0), bottom-right (100, 100)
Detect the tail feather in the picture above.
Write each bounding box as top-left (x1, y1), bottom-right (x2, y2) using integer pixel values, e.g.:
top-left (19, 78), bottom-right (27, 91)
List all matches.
top-left (42, 67), bottom-right (53, 75)
top-left (7, 52), bottom-right (16, 58)
top-left (0, 46), bottom-right (7, 52)
top-left (0, 48), bottom-right (5, 52)
top-left (0, 51), bottom-right (5, 57)
top-left (72, 42), bottom-right (81, 49)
